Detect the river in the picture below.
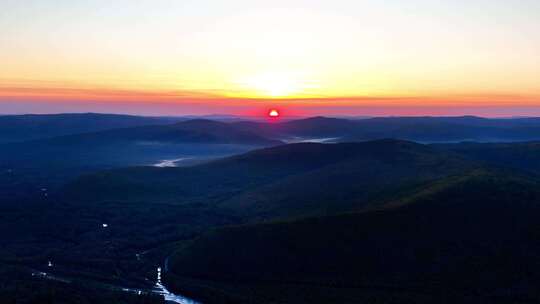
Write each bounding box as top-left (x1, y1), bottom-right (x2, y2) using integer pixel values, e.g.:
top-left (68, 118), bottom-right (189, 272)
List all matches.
top-left (153, 158), bottom-right (191, 168)
top-left (154, 266), bottom-right (199, 304)
top-left (30, 266), bottom-right (200, 304)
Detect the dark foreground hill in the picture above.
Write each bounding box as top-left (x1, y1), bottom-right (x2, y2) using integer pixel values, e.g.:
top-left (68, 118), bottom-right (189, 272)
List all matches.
top-left (218, 140), bottom-right (475, 220)
top-left (7, 138), bottom-right (540, 304)
top-left (167, 169), bottom-right (540, 303)
top-left (434, 141), bottom-right (540, 174)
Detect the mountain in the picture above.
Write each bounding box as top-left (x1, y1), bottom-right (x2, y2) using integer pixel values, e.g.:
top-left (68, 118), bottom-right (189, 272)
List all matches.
top-left (0, 113), bottom-right (184, 143)
top-left (166, 168), bottom-right (540, 303)
top-left (434, 141), bottom-right (540, 174)
top-left (232, 116), bottom-right (359, 140)
top-left (273, 116), bottom-right (360, 137)
top-left (218, 139), bottom-right (475, 220)
top-left (345, 116), bottom-right (540, 142)
top-left (0, 119), bottom-right (281, 195)
top-left (5, 114), bottom-right (540, 146)
top-left (14, 119), bottom-right (281, 146)
top-left (62, 140), bottom-right (377, 203)
top-left (234, 116), bottom-right (540, 143)
top-left (7, 137), bottom-right (540, 303)
top-left (63, 139), bottom-right (474, 213)
top-left (54, 139), bottom-right (487, 302)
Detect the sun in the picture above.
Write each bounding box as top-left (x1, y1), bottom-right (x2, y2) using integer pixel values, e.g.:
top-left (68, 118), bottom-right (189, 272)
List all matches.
top-left (268, 109), bottom-right (280, 117)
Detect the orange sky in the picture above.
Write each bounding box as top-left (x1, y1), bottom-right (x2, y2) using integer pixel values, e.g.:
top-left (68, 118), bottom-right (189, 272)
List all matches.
top-left (1, 0), bottom-right (539, 116)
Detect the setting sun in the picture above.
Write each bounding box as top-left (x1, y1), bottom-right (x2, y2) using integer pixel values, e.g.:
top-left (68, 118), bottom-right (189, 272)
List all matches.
top-left (268, 109), bottom-right (280, 117)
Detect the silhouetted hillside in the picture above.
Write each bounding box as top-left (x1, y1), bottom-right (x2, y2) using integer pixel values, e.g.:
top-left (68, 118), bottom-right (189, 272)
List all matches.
top-left (7, 133), bottom-right (540, 304)
top-left (219, 140), bottom-right (475, 220)
top-left (434, 141), bottom-right (540, 173)
top-left (167, 169), bottom-right (540, 303)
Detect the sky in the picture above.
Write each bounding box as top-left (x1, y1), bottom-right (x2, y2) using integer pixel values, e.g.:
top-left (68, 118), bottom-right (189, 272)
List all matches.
top-left (1, 0), bottom-right (539, 117)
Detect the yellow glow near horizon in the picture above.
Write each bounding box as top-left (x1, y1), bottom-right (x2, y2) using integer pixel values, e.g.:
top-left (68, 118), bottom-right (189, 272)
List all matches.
top-left (236, 71), bottom-right (318, 98)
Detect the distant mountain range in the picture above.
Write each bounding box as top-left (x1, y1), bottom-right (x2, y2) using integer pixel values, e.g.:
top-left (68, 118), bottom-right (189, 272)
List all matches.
top-left (0, 113), bottom-right (188, 143)
top-left (234, 115), bottom-right (540, 142)
top-left (4, 112), bottom-right (540, 201)
top-left (0, 118), bottom-right (281, 189)
top-left (4, 113), bottom-right (540, 144)
top-left (23, 119), bottom-right (282, 146)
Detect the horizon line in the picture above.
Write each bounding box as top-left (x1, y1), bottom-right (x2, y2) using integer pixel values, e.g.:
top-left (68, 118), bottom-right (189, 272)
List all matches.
top-left (1, 111), bottom-right (539, 120)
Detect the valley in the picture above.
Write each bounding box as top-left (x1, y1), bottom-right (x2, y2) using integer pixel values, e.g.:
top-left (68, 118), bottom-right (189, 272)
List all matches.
top-left (3, 114), bottom-right (540, 303)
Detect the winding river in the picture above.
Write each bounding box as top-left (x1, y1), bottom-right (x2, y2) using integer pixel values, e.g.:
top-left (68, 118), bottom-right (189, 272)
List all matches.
top-left (31, 266), bottom-right (200, 304)
top-left (154, 266), bottom-right (199, 304)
